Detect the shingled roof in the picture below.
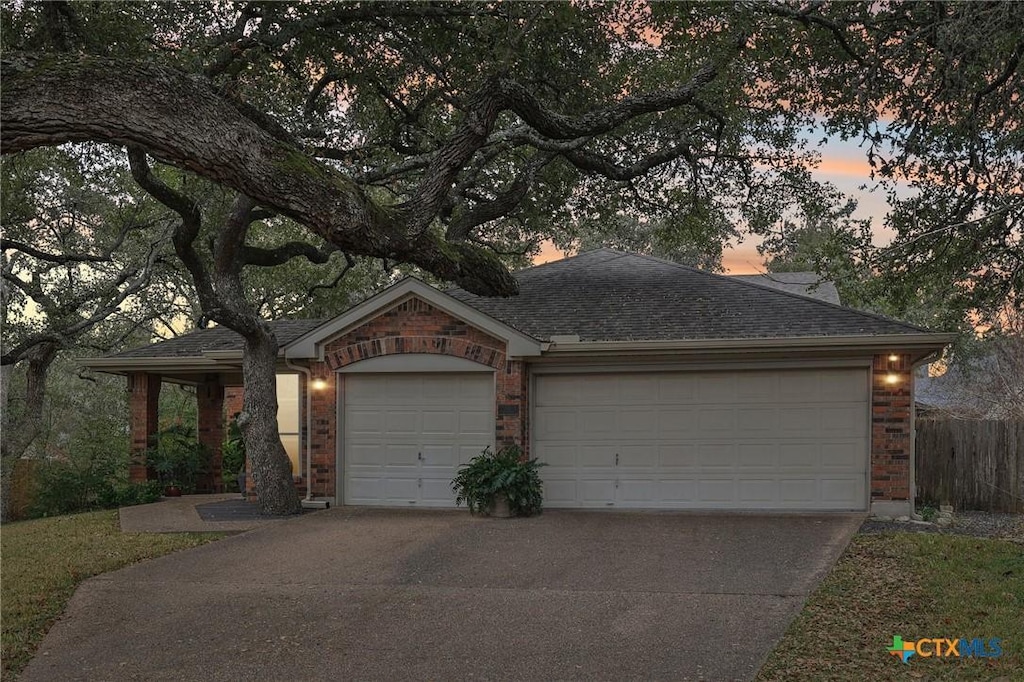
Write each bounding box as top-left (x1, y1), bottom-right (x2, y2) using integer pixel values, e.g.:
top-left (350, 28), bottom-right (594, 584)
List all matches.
top-left (104, 249), bottom-right (932, 361)
top-left (731, 272), bottom-right (841, 305)
top-left (108, 319), bottom-right (324, 359)
top-left (445, 249), bottom-right (928, 342)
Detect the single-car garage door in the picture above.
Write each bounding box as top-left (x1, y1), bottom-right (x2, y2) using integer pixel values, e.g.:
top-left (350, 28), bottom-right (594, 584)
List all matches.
top-left (342, 373), bottom-right (494, 506)
top-left (534, 368), bottom-right (868, 510)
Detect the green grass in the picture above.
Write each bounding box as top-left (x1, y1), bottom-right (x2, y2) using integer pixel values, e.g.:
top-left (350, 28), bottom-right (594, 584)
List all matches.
top-left (758, 533), bottom-right (1024, 681)
top-left (1, 510), bottom-right (222, 678)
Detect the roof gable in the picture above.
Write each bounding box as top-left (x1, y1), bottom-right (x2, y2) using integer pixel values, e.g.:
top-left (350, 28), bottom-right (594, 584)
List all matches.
top-left (284, 277), bottom-right (543, 359)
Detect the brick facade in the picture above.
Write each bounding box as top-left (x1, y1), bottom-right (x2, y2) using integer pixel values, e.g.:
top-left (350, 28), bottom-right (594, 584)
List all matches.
top-left (870, 353), bottom-right (913, 507)
top-left (299, 296), bottom-right (528, 498)
top-left (128, 372), bottom-right (161, 483)
top-left (224, 386), bottom-right (244, 421)
top-left (196, 377), bottom-right (225, 493)
top-left (125, 319), bottom-right (919, 512)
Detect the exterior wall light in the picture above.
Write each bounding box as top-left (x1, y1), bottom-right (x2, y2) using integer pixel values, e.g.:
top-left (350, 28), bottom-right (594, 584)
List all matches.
top-left (311, 378), bottom-right (328, 391)
top-left (885, 373), bottom-right (901, 385)
top-left (888, 353), bottom-right (900, 363)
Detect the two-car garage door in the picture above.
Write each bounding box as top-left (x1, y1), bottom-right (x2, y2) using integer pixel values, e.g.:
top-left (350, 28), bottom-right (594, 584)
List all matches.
top-left (340, 367), bottom-right (869, 511)
top-left (533, 368), bottom-right (869, 511)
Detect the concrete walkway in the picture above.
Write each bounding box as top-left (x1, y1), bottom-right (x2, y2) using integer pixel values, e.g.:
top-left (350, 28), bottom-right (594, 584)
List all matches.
top-left (119, 494), bottom-right (284, 533)
top-left (26, 509), bottom-right (862, 681)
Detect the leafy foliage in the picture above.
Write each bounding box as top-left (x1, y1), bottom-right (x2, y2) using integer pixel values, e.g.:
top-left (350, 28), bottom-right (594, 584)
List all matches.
top-left (452, 446), bottom-right (545, 517)
top-left (145, 423), bottom-right (209, 493)
top-left (222, 414), bottom-right (246, 478)
top-left (30, 449), bottom-right (162, 518)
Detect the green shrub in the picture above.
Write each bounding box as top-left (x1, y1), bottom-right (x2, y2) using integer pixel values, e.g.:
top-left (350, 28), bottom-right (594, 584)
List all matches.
top-left (97, 480), bottom-right (164, 508)
top-left (222, 416), bottom-right (246, 491)
top-left (31, 447), bottom-right (128, 517)
top-left (146, 423), bottom-right (209, 493)
top-left (452, 445), bottom-right (546, 517)
top-left (31, 453), bottom-right (164, 517)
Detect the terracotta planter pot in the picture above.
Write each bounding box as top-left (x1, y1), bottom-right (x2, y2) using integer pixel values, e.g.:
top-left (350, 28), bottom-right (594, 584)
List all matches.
top-left (163, 485), bottom-right (182, 498)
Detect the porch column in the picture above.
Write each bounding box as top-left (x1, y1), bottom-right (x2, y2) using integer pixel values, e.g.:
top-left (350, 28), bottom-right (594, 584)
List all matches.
top-left (197, 375), bottom-right (225, 493)
top-left (128, 372), bottom-right (161, 483)
top-left (870, 353), bottom-right (913, 517)
top-left (308, 365), bottom-right (336, 498)
top-left (496, 359), bottom-right (529, 453)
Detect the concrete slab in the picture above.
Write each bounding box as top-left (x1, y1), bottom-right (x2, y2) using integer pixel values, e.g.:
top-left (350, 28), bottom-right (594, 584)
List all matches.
top-left (24, 509), bottom-right (862, 681)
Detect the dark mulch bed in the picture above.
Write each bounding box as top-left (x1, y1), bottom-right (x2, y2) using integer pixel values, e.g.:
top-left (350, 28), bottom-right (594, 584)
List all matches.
top-left (861, 510), bottom-right (1024, 543)
top-left (195, 498), bottom-right (315, 521)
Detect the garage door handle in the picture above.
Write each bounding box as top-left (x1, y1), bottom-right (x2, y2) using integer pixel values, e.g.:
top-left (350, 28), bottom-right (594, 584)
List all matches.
top-left (418, 452), bottom-right (423, 461)
top-left (615, 453), bottom-right (619, 466)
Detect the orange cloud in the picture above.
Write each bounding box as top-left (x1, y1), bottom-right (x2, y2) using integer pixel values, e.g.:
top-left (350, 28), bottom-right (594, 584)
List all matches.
top-left (815, 156), bottom-right (875, 179)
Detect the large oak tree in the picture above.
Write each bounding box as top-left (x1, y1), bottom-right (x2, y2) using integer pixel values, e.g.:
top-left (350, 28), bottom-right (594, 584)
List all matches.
top-left (2, 1), bottom-right (1020, 513)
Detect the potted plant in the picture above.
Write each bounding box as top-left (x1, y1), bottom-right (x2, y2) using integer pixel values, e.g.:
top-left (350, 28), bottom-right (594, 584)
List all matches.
top-left (451, 446), bottom-right (546, 517)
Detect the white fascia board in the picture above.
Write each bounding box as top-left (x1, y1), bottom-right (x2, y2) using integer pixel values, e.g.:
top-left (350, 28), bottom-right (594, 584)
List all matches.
top-left (80, 357), bottom-right (228, 374)
top-left (283, 277), bottom-right (543, 360)
top-left (541, 333), bottom-right (957, 357)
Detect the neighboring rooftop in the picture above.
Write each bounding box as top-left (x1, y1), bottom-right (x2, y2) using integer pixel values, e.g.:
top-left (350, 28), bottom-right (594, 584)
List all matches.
top-left (731, 272), bottom-right (841, 305)
top-left (108, 319), bottom-right (323, 359)
top-left (446, 248), bottom-right (927, 342)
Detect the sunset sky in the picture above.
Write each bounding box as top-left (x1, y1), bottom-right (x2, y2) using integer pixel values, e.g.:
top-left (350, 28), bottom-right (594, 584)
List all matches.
top-left (535, 133), bottom-right (894, 275)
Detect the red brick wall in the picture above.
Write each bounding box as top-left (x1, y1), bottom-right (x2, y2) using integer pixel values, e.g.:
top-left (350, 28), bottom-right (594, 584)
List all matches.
top-left (224, 386), bottom-right (244, 421)
top-left (871, 353), bottom-right (913, 503)
top-left (128, 372), bottom-right (161, 483)
top-left (300, 295), bottom-right (529, 498)
top-left (307, 371), bottom-right (337, 498)
top-left (196, 378), bottom-right (225, 493)
top-left (496, 360), bottom-right (529, 449)
top-left (321, 297), bottom-right (507, 370)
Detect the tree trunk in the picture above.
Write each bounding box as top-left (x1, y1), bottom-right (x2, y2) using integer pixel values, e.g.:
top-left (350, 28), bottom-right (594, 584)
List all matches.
top-left (0, 342), bottom-right (58, 521)
top-left (238, 325), bottom-right (301, 515)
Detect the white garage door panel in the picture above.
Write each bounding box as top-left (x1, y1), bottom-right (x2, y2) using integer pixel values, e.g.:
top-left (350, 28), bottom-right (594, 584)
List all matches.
top-left (535, 369), bottom-right (868, 510)
top-left (343, 373), bottom-right (493, 507)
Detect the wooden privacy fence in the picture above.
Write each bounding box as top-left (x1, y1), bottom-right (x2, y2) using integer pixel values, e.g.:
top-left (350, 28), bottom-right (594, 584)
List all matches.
top-left (916, 418), bottom-right (1024, 512)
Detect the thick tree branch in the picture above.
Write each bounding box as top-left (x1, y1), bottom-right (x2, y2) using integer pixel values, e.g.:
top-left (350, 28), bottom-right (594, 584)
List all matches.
top-left (1, 240), bottom-right (164, 365)
top-left (241, 241), bottom-right (338, 267)
top-left (2, 54), bottom-right (518, 296)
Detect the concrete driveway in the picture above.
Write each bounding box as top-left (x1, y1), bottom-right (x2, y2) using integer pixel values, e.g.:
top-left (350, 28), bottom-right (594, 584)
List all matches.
top-left (21, 509), bottom-right (861, 682)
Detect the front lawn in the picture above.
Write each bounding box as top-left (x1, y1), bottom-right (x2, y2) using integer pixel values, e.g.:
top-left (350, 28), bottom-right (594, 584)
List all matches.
top-left (758, 532), bottom-right (1024, 681)
top-left (1, 510), bottom-right (222, 678)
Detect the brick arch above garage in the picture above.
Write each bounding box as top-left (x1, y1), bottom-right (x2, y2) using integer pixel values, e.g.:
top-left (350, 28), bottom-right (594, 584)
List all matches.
top-left (321, 296), bottom-right (508, 370)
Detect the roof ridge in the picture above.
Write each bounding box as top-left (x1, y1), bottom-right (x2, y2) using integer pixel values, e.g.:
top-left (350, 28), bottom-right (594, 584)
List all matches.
top-left (443, 248), bottom-right (623, 293)
top-left (512, 246), bottom-right (622, 276)
top-left (624, 251), bottom-right (936, 334)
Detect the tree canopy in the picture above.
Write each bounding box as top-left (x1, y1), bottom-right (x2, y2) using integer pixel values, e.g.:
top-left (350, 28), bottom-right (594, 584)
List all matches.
top-left (4, 1), bottom-right (1019, 320)
top-left (3, 0), bottom-right (1022, 513)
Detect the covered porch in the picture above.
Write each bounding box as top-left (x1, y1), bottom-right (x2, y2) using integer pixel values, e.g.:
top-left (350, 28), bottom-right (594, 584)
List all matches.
top-left (83, 321), bottom-right (319, 496)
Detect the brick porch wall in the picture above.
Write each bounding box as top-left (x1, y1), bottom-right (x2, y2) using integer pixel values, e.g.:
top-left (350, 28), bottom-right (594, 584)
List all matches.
top-left (128, 372), bottom-right (161, 483)
top-left (196, 378), bottom-right (225, 493)
top-left (870, 353), bottom-right (913, 508)
top-left (224, 386), bottom-right (244, 421)
top-left (301, 296), bottom-right (528, 498)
